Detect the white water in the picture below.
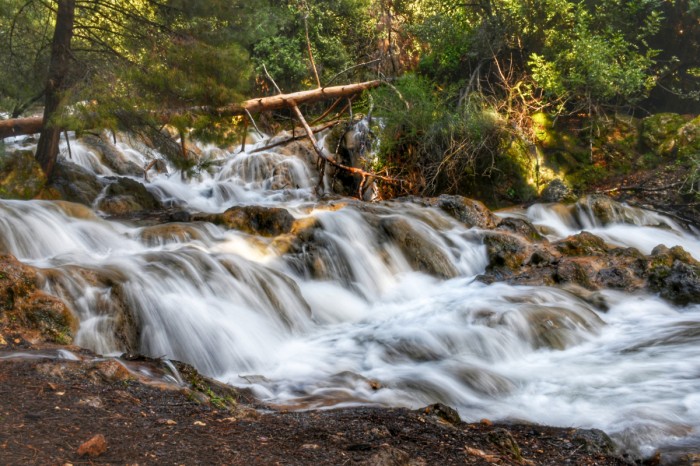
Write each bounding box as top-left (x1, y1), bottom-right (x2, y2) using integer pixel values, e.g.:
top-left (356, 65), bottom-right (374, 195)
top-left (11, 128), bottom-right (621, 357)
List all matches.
top-left (2, 132), bottom-right (700, 457)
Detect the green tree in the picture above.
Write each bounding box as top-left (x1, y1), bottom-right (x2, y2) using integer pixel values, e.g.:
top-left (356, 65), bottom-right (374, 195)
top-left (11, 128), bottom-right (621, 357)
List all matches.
top-left (1, 0), bottom-right (264, 178)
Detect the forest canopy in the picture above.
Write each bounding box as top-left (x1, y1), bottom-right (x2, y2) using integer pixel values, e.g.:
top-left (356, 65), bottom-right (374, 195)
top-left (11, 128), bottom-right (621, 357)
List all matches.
top-left (0, 0), bottom-right (698, 195)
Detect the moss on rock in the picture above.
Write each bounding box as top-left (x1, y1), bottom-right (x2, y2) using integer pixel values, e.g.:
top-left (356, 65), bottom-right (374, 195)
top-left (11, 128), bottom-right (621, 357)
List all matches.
top-left (0, 150), bottom-right (47, 200)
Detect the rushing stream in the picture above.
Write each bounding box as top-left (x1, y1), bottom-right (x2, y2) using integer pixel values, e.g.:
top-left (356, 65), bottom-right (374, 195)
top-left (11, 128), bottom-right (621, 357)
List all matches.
top-left (2, 132), bottom-right (700, 457)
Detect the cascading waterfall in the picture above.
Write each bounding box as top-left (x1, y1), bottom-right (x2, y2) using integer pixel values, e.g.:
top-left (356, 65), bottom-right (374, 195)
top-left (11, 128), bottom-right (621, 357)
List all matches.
top-left (2, 131), bottom-right (700, 458)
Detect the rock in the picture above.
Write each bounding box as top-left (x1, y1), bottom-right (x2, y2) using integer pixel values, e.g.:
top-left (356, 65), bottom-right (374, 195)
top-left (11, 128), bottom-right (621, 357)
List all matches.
top-left (421, 403), bottom-right (461, 425)
top-left (596, 266), bottom-right (636, 290)
top-left (49, 161), bottom-right (107, 206)
top-left (482, 231), bottom-right (532, 272)
top-left (200, 205), bottom-right (295, 237)
top-left (560, 284), bottom-right (609, 311)
top-left (496, 217), bottom-right (543, 241)
top-left (540, 178), bottom-right (574, 203)
top-left (556, 231), bottom-right (609, 256)
top-left (138, 223), bottom-right (205, 246)
top-left (77, 434), bottom-right (107, 457)
top-left (0, 254), bottom-right (76, 344)
top-left (97, 177), bottom-right (161, 215)
top-left (555, 260), bottom-right (595, 289)
top-left (571, 428), bottom-right (616, 456)
top-left (433, 195), bottom-right (499, 229)
top-left (0, 150), bottom-right (47, 199)
top-left (641, 113), bottom-right (687, 156)
top-left (380, 217), bottom-right (458, 279)
top-left (80, 133), bottom-right (143, 176)
top-left (648, 259), bottom-right (700, 305)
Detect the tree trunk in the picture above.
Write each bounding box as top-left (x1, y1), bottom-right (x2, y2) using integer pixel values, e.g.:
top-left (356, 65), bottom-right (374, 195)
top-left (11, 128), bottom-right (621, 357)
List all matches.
top-left (35, 0), bottom-right (75, 179)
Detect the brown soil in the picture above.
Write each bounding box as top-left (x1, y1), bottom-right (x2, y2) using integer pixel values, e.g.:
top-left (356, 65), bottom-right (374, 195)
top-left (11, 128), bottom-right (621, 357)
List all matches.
top-left (0, 337), bottom-right (631, 466)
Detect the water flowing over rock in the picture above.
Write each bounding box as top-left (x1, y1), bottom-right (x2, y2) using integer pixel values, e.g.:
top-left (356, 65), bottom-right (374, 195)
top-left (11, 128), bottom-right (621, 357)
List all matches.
top-left (2, 132), bottom-right (700, 458)
top-left (97, 177), bottom-right (162, 215)
top-left (49, 161), bottom-right (107, 206)
top-left (196, 205), bottom-right (295, 237)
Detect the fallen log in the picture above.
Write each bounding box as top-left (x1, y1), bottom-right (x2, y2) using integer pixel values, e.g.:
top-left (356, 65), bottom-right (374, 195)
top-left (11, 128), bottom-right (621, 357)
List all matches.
top-left (0, 80), bottom-right (383, 140)
top-left (0, 117), bottom-right (44, 139)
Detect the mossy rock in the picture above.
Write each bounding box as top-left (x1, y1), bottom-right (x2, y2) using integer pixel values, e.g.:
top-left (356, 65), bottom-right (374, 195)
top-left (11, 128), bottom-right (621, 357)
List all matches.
top-left (641, 113), bottom-right (687, 157)
top-left (556, 232), bottom-right (609, 256)
top-left (677, 116), bottom-right (700, 158)
top-left (49, 161), bottom-right (107, 206)
top-left (0, 150), bottom-right (47, 200)
top-left (381, 216), bottom-right (458, 279)
top-left (482, 231), bottom-right (532, 272)
top-left (0, 254), bottom-right (76, 344)
top-left (200, 205), bottom-right (295, 237)
top-left (19, 292), bottom-right (77, 344)
top-left (648, 260), bottom-right (700, 306)
top-left (97, 177), bottom-right (161, 215)
top-left (540, 179), bottom-right (575, 203)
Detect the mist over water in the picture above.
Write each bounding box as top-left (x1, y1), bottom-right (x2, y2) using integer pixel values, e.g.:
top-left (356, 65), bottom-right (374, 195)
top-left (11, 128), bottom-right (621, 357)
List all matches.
top-left (2, 133), bottom-right (700, 457)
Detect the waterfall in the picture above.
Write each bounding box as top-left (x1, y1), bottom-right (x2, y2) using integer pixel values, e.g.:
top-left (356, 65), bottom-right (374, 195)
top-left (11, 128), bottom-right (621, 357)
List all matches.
top-left (2, 131), bottom-right (700, 457)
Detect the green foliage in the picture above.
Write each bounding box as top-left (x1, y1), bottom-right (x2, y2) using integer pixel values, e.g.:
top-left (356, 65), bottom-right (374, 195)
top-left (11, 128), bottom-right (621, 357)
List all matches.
top-left (394, 0), bottom-right (664, 113)
top-left (374, 74), bottom-right (513, 197)
top-left (528, 0), bottom-right (661, 108)
top-left (251, 0), bottom-right (377, 90)
top-left (0, 0), bottom-right (52, 116)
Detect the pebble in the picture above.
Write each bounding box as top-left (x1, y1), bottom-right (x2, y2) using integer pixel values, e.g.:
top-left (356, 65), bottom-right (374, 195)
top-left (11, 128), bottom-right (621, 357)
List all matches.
top-left (77, 434), bottom-right (107, 457)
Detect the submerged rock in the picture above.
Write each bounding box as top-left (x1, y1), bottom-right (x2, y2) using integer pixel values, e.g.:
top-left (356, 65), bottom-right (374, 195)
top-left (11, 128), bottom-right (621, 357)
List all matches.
top-left (380, 216), bottom-right (458, 279)
top-left (80, 133), bottom-right (143, 176)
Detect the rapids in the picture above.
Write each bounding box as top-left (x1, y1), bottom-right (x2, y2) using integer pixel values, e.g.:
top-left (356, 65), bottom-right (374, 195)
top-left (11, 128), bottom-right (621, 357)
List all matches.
top-left (2, 132), bottom-right (700, 458)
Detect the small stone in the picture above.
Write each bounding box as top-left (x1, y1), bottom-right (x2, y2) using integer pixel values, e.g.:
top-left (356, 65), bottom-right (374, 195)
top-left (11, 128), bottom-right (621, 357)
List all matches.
top-left (77, 434), bottom-right (107, 457)
top-left (193, 421), bottom-right (206, 426)
top-left (301, 444), bottom-right (320, 450)
top-left (157, 419), bottom-right (177, 426)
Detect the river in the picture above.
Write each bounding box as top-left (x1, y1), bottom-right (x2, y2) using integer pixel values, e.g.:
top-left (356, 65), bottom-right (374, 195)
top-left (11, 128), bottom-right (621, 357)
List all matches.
top-left (2, 131), bottom-right (699, 458)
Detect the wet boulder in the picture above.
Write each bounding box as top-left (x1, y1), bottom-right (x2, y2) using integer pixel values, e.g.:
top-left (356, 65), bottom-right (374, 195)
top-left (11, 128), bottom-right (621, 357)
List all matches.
top-left (555, 231), bottom-right (609, 256)
top-left (138, 223), bottom-right (206, 246)
top-left (0, 254), bottom-right (76, 344)
top-left (81, 133), bottom-right (143, 176)
top-left (430, 195), bottom-right (499, 229)
top-left (380, 216), bottom-right (458, 279)
top-left (482, 231), bottom-right (532, 272)
top-left (647, 247), bottom-right (700, 305)
top-left (0, 150), bottom-right (47, 200)
top-left (97, 177), bottom-right (161, 215)
top-left (496, 217), bottom-right (543, 241)
top-left (49, 161), bottom-right (107, 206)
top-left (201, 205), bottom-right (295, 237)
